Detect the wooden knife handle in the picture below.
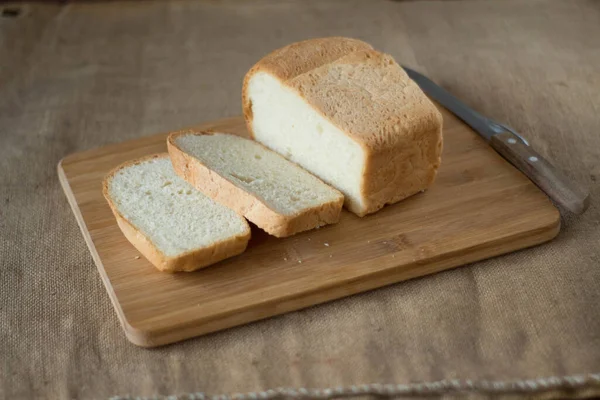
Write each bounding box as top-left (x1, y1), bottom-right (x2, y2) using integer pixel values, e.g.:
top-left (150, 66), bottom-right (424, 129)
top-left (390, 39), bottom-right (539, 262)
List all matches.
top-left (490, 132), bottom-right (590, 214)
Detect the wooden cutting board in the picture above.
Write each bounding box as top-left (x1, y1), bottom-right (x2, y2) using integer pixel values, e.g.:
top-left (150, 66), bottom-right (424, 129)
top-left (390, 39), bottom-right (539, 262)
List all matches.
top-left (58, 107), bottom-right (560, 347)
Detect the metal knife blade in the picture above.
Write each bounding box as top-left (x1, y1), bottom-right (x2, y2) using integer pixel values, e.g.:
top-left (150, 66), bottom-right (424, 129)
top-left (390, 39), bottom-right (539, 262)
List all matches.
top-left (403, 66), bottom-right (589, 214)
top-left (403, 66), bottom-right (529, 145)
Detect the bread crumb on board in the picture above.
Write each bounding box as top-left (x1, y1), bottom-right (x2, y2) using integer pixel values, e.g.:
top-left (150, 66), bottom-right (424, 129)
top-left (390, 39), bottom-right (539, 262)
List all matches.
top-left (134, 255), bottom-right (140, 260)
top-left (298, 260), bottom-right (302, 263)
top-left (324, 243), bottom-right (329, 247)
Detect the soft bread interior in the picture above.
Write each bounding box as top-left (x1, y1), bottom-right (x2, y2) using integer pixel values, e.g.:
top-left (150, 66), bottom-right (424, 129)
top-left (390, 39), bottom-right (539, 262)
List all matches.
top-left (247, 71), bottom-right (365, 212)
top-left (174, 133), bottom-right (343, 216)
top-left (107, 157), bottom-right (249, 257)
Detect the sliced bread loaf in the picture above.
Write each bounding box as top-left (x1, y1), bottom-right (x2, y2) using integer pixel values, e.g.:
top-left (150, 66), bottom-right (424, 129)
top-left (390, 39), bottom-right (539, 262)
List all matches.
top-left (103, 154), bottom-right (251, 272)
top-left (242, 37), bottom-right (443, 217)
top-left (167, 131), bottom-right (344, 237)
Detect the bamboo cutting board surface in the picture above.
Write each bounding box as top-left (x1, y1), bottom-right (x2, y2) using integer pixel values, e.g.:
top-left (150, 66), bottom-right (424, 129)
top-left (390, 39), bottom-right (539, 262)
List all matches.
top-left (58, 107), bottom-right (560, 347)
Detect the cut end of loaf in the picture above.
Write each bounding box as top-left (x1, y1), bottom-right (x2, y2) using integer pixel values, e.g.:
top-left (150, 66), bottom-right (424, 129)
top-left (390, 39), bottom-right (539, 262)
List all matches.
top-left (246, 71), bottom-right (366, 213)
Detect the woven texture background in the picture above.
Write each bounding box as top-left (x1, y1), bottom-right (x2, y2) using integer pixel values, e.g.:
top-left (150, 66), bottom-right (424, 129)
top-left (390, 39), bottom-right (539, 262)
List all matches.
top-left (1, 1), bottom-right (599, 399)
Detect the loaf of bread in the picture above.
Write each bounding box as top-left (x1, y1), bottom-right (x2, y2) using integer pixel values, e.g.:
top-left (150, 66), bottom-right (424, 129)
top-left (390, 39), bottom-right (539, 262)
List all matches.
top-left (168, 131), bottom-right (344, 237)
top-left (103, 154), bottom-right (251, 272)
top-left (242, 37), bottom-right (443, 216)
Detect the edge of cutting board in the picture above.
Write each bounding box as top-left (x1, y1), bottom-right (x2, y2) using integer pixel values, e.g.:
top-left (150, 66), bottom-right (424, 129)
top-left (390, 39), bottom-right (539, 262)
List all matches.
top-left (123, 227), bottom-right (559, 347)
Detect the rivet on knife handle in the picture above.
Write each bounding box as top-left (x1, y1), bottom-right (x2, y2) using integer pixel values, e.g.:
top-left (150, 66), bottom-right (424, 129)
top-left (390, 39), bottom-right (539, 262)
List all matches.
top-left (490, 132), bottom-right (590, 214)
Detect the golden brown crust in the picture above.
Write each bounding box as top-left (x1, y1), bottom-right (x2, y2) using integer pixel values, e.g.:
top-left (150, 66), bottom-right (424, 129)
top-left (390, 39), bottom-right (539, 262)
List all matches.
top-left (288, 49), bottom-right (442, 153)
top-left (242, 37), bottom-right (443, 216)
top-left (358, 120), bottom-right (442, 216)
top-left (167, 131), bottom-right (344, 238)
top-left (102, 154), bottom-right (250, 272)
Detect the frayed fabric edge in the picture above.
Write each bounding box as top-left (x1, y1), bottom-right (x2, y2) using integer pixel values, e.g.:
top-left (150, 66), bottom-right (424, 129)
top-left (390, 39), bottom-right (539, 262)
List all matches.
top-left (110, 372), bottom-right (600, 400)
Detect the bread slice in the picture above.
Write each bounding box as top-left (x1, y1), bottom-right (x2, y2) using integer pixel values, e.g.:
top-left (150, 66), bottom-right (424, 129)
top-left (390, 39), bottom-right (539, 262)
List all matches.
top-left (167, 131), bottom-right (344, 237)
top-left (242, 37), bottom-right (443, 217)
top-left (102, 154), bottom-right (251, 272)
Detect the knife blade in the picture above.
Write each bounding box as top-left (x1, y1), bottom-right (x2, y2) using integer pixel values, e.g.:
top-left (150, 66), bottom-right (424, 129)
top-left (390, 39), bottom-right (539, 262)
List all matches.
top-left (404, 66), bottom-right (589, 214)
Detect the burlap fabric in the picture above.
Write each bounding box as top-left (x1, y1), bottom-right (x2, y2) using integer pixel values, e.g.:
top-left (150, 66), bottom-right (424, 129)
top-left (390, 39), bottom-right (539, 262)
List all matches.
top-left (1, 1), bottom-right (599, 399)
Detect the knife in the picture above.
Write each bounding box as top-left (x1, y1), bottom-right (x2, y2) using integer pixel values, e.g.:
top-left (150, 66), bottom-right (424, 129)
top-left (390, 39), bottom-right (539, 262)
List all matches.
top-left (404, 66), bottom-right (590, 215)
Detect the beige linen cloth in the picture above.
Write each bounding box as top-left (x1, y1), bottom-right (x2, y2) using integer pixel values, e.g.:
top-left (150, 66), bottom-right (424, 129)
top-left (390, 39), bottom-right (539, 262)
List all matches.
top-left (1, 1), bottom-right (599, 399)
